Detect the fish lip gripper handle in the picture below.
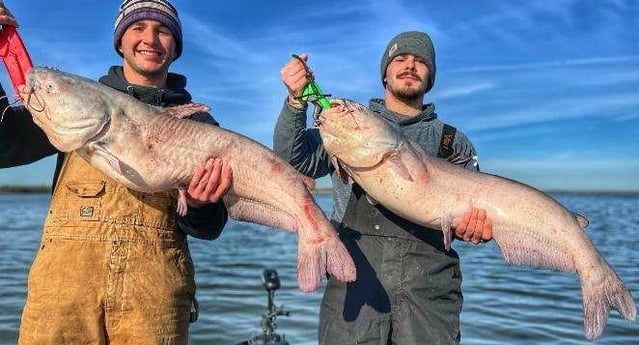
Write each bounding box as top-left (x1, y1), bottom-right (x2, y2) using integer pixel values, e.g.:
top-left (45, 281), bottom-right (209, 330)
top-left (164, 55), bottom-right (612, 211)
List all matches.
top-left (0, 26), bottom-right (34, 96)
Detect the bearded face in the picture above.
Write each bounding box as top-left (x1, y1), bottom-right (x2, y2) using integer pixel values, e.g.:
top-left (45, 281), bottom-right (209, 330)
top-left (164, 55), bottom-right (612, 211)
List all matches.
top-left (384, 54), bottom-right (430, 101)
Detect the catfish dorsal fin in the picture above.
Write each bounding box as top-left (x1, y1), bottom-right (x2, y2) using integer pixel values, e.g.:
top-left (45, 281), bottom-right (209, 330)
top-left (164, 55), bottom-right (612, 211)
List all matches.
top-left (573, 212), bottom-right (590, 229)
top-left (162, 102), bottom-right (211, 119)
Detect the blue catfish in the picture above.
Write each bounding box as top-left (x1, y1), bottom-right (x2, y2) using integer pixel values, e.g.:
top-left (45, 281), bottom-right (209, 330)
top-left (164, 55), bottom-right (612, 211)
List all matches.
top-left (22, 67), bottom-right (356, 292)
top-left (315, 98), bottom-right (636, 340)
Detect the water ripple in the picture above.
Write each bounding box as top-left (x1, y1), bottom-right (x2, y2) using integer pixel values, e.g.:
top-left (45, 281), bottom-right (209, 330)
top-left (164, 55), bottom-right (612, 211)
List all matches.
top-left (0, 193), bottom-right (637, 344)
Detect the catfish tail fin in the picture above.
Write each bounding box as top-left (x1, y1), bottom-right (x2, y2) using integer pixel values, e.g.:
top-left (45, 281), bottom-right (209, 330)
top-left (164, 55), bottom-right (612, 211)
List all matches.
top-left (582, 268), bottom-right (636, 340)
top-left (295, 202), bottom-right (356, 292)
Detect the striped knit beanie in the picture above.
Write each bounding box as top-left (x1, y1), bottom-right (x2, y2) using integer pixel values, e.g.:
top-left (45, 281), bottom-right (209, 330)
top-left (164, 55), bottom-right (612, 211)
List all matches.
top-left (113, 0), bottom-right (183, 60)
top-left (380, 31), bottom-right (436, 93)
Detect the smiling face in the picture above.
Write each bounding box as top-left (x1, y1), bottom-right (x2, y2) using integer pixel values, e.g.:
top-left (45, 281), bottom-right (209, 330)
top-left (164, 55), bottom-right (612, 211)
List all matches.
top-left (384, 54), bottom-right (430, 101)
top-left (119, 19), bottom-right (176, 87)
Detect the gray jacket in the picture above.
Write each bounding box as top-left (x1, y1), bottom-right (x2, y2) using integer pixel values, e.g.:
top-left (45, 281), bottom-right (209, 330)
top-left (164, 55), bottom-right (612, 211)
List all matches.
top-left (273, 98), bottom-right (479, 225)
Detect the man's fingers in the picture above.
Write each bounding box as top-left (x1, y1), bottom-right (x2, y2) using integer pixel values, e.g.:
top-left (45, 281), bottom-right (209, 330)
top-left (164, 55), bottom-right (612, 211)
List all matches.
top-left (188, 165), bottom-right (205, 193)
top-left (202, 158), bottom-right (222, 198)
top-left (289, 55), bottom-right (309, 74)
top-left (0, 16), bottom-right (18, 27)
top-left (296, 53), bottom-right (308, 62)
top-left (482, 219), bottom-right (493, 241)
top-left (470, 209), bottom-right (487, 243)
top-left (455, 212), bottom-right (470, 237)
top-left (290, 75), bottom-right (309, 96)
top-left (453, 207), bottom-right (494, 244)
top-left (477, 209), bottom-right (487, 221)
top-left (471, 223), bottom-right (483, 244)
top-left (209, 164), bottom-right (232, 202)
top-left (0, 4), bottom-right (19, 27)
top-left (193, 159), bottom-right (214, 196)
top-left (283, 67), bottom-right (309, 98)
top-left (283, 65), bottom-right (306, 81)
top-left (463, 208), bottom-right (479, 241)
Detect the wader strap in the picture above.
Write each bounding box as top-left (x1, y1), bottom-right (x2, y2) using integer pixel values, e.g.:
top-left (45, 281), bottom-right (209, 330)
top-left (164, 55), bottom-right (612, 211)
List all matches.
top-left (437, 124), bottom-right (457, 159)
top-left (51, 152), bottom-right (67, 194)
top-left (189, 296), bottom-right (199, 323)
top-left (341, 183), bottom-right (365, 228)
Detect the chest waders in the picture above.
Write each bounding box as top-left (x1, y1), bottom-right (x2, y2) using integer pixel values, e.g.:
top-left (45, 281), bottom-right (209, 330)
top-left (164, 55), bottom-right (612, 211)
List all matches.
top-left (318, 125), bottom-right (463, 345)
top-left (18, 152), bottom-right (198, 345)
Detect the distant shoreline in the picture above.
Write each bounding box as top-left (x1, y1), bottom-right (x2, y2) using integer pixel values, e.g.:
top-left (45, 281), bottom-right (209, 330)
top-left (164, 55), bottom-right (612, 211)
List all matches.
top-left (1, 186), bottom-right (638, 196)
top-left (0, 186), bottom-right (51, 194)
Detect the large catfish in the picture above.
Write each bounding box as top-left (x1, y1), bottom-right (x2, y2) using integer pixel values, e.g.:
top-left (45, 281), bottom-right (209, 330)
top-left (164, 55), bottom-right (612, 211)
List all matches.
top-left (315, 98), bottom-right (636, 340)
top-left (21, 67), bottom-right (356, 292)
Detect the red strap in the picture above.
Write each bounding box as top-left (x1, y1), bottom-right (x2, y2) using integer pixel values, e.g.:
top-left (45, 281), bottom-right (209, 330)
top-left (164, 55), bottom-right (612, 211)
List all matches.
top-left (0, 26), bottom-right (33, 96)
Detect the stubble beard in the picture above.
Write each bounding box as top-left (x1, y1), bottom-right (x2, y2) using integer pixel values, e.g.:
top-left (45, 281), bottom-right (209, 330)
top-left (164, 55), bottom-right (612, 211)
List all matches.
top-left (388, 72), bottom-right (427, 102)
top-left (389, 82), bottom-right (426, 102)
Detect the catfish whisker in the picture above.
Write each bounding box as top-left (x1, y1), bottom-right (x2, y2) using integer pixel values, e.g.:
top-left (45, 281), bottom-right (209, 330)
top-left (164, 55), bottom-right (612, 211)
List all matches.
top-left (0, 95), bottom-right (24, 123)
top-left (341, 100), bottom-right (361, 130)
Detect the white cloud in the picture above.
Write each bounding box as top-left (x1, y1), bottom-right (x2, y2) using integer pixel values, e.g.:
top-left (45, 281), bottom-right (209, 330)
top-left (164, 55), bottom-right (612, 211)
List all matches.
top-left (435, 82), bottom-right (496, 99)
top-left (449, 55), bottom-right (639, 74)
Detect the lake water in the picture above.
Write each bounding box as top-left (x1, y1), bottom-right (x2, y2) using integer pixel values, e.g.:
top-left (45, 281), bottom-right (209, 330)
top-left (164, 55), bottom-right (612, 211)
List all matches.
top-left (0, 192), bottom-right (637, 345)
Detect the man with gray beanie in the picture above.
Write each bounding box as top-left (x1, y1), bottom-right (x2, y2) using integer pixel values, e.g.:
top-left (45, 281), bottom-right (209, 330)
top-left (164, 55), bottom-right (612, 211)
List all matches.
top-left (274, 31), bottom-right (492, 344)
top-left (0, 1), bottom-right (232, 344)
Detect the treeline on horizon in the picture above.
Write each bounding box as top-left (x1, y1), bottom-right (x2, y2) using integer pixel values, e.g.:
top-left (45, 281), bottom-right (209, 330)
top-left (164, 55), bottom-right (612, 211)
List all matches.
top-left (0, 185), bottom-right (51, 194)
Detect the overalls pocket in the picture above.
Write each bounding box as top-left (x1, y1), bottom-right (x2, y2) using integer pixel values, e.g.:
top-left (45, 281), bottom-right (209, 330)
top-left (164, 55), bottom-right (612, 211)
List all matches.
top-left (49, 181), bottom-right (105, 222)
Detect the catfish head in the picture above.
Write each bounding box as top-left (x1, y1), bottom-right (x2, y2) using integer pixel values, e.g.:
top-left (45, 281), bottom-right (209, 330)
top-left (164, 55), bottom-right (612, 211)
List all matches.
top-left (316, 98), bottom-right (402, 169)
top-left (24, 67), bottom-right (111, 152)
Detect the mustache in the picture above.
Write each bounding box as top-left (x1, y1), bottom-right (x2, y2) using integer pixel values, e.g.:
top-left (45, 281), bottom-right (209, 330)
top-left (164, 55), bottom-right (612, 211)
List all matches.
top-left (396, 71), bottom-right (422, 82)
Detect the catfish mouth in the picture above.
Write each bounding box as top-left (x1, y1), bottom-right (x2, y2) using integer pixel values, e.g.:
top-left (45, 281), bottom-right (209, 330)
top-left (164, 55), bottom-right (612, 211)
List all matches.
top-left (24, 67), bottom-right (66, 115)
top-left (314, 98), bottom-right (355, 126)
top-left (23, 68), bottom-right (112, 151)
top-left (316, 99), bottom-right (366, 135)
top-left (24, 88), bottom-right (46, 117)
top-left (24, 70), bottom-right (48, 118)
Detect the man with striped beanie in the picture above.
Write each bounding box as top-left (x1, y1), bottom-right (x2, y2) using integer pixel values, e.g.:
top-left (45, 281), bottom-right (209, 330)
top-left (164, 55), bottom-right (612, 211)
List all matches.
top-left (0, 1), bottom-right (233, 344)
top-left (114, 0), bottom-right (183, 60)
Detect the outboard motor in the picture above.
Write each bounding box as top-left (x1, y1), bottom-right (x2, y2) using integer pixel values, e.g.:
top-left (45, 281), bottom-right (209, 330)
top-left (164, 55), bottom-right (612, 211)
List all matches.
top-left (235, 269), bottom-right (291, 345)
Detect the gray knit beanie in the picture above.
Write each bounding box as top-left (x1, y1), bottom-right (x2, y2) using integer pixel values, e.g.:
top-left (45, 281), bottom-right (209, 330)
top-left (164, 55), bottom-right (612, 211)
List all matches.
top-left (380, 31), bottom-right (436, 93)
top-left (114, 0), bottom-right (183, 60)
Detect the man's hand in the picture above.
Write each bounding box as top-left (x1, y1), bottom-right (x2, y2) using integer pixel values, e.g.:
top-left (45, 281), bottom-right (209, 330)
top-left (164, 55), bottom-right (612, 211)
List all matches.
top-left (17, 84), bottom-right (28, 101)
top-left (0, 3), bottom-right (19, 28)
top-left (186, 158), bottom-right (232, 208)
top-left (455, 207), bottom-right (493, 244)
top-left (280, 53), bottom-right (310, 108)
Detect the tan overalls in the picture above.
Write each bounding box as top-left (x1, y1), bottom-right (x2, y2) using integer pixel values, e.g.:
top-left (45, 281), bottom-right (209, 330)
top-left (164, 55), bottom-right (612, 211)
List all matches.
top-left (18, 152), bottom-right (196, 345)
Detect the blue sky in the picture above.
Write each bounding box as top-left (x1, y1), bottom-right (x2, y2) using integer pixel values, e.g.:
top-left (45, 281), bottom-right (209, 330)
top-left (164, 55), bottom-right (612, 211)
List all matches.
top-left (1, 0), bottom-right (637, 191)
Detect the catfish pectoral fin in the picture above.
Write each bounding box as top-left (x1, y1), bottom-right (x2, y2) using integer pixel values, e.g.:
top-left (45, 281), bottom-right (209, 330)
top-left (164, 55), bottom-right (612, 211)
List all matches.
top-left (386, 154), bottom-right (414, 182)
